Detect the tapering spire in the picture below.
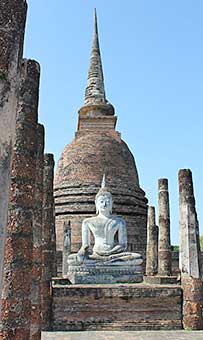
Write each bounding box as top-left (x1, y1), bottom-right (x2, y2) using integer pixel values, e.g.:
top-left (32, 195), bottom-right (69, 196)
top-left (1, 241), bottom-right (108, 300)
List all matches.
top-left (84, 9), bottom-right (107, 106)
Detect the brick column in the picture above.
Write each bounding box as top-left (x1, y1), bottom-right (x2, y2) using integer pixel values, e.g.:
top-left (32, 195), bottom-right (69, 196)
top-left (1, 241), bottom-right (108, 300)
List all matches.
top-left (0, 0), bottom-right (27, 315)
top-left (41, 154), bottom-right (56, 330)
top-left (158, 178), bottom-right (171, 276)
top-left (30, 124), bottom-right (44, 340)
top-left (178, 169), bottom-right (203, 330)
top-left (0, 59), bottom-right (39, 340)
top-left (146, 206), bottom-right (158, 276)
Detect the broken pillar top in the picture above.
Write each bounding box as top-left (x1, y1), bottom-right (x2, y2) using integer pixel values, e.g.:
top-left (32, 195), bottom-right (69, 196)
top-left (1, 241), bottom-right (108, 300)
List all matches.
top-left (158, 178), bottom-right (168, 191)
top-left (178, 169), bottom-right (195, 204)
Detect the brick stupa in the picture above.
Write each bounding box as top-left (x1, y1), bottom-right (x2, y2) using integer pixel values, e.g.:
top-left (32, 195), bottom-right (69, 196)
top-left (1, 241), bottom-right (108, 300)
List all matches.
top-left (54, 10), bottom-right (148, 265)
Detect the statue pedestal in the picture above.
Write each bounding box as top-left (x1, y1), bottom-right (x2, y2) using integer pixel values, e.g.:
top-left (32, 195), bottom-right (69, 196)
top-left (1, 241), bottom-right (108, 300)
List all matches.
top-left (66, 264), bottom-right (143, 284)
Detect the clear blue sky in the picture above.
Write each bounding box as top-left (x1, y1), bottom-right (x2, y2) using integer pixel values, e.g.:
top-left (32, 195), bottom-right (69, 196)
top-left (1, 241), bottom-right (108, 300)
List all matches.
top-left (25, 0), bottom-right (203, 245)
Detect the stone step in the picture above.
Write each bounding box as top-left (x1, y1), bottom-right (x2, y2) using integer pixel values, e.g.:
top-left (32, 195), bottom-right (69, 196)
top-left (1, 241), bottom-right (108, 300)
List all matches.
top-left (42, 331), bottom-right (203, 340)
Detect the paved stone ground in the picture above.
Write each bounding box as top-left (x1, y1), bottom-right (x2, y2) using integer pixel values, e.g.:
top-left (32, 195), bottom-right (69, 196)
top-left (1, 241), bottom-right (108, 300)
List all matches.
top-left (42, 331), bottom-right (203, 340)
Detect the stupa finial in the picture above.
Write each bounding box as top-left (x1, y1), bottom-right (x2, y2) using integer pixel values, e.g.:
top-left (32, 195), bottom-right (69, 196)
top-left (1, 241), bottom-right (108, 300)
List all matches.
top-left (94, 8), bottom-right (98, 40)
top-left (84, 9), bottom-right (106, 106)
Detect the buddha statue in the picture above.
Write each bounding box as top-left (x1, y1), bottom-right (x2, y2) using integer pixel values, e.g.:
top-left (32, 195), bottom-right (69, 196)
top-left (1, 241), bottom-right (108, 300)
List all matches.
top-left (67, 176), bottom-right (143, 283)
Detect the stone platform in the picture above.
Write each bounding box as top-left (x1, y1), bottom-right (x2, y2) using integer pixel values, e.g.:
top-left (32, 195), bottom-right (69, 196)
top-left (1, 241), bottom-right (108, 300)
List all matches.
top-left (52, 281), bottom-right (183, 331)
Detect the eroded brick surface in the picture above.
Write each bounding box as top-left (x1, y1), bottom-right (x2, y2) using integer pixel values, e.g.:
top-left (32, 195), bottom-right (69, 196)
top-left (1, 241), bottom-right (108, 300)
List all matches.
top-left (0, 0), bottom-right (27, 74)
top-left (41, 154), bottom-right (56, 331)
top-left (0, 59), bottom-right (41, 339)
top-left (0, 0), bottom-right (27, 313)
top-left (182, 277), bottom-right (203, 330)
top-left (52, 283), bottom-right (182, 331)
top-left (146, 206), bottom-right (158, 276)
top-left (158, 179), bottom-right (171, 276)
top-left (30, 124), bottom-right (45, 340)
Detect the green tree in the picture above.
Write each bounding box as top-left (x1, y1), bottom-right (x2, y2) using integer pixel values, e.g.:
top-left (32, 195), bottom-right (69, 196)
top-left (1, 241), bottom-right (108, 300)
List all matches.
top-left (172, 245), bottom-right (179, 251)
top-left (200, 235), bottom-right (203, 251)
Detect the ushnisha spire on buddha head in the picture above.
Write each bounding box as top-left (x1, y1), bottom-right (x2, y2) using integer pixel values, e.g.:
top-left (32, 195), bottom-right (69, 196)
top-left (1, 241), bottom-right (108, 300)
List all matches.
top-left (95, 174), bottom-right (113, 213)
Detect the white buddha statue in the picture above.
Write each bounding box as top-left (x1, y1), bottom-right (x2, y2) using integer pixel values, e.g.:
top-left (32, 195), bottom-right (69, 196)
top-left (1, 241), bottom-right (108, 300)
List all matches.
top-left (68, 175), bottom-right (143, 267)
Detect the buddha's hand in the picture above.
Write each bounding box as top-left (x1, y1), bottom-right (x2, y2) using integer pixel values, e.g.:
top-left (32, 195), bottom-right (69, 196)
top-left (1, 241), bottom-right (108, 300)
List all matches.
top-left (77, 245), bottom-right (91, 259)
top-left (108, 244), bottom-right (126, 254)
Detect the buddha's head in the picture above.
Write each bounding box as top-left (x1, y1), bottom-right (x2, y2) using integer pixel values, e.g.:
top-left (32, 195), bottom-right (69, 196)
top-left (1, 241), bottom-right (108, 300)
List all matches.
top-left (95, 175), bottom-right (113, 215)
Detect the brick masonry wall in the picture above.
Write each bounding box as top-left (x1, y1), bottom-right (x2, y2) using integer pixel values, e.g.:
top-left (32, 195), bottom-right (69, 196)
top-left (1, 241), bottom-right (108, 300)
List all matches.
top-left (52, 283), bottom-right (182, 331)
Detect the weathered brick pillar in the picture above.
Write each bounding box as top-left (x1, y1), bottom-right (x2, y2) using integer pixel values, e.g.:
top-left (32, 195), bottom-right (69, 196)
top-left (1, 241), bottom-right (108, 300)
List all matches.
top-left (0, 0), bottom-right (27, 313)
top-left (0, 59), bottom-right (39, 340)
top-left (146, 206), bottom-right (158, 276)
top-left (178, 169), bottom-right (203, 330)
top-left (158, 178), bottom-right (171, 276)
top-left (30, 124), bottom-right (44, 340)
top-left (41, 154), bottom-right (56, 330)
top-left (62, 221), bottom-right (71, 277)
